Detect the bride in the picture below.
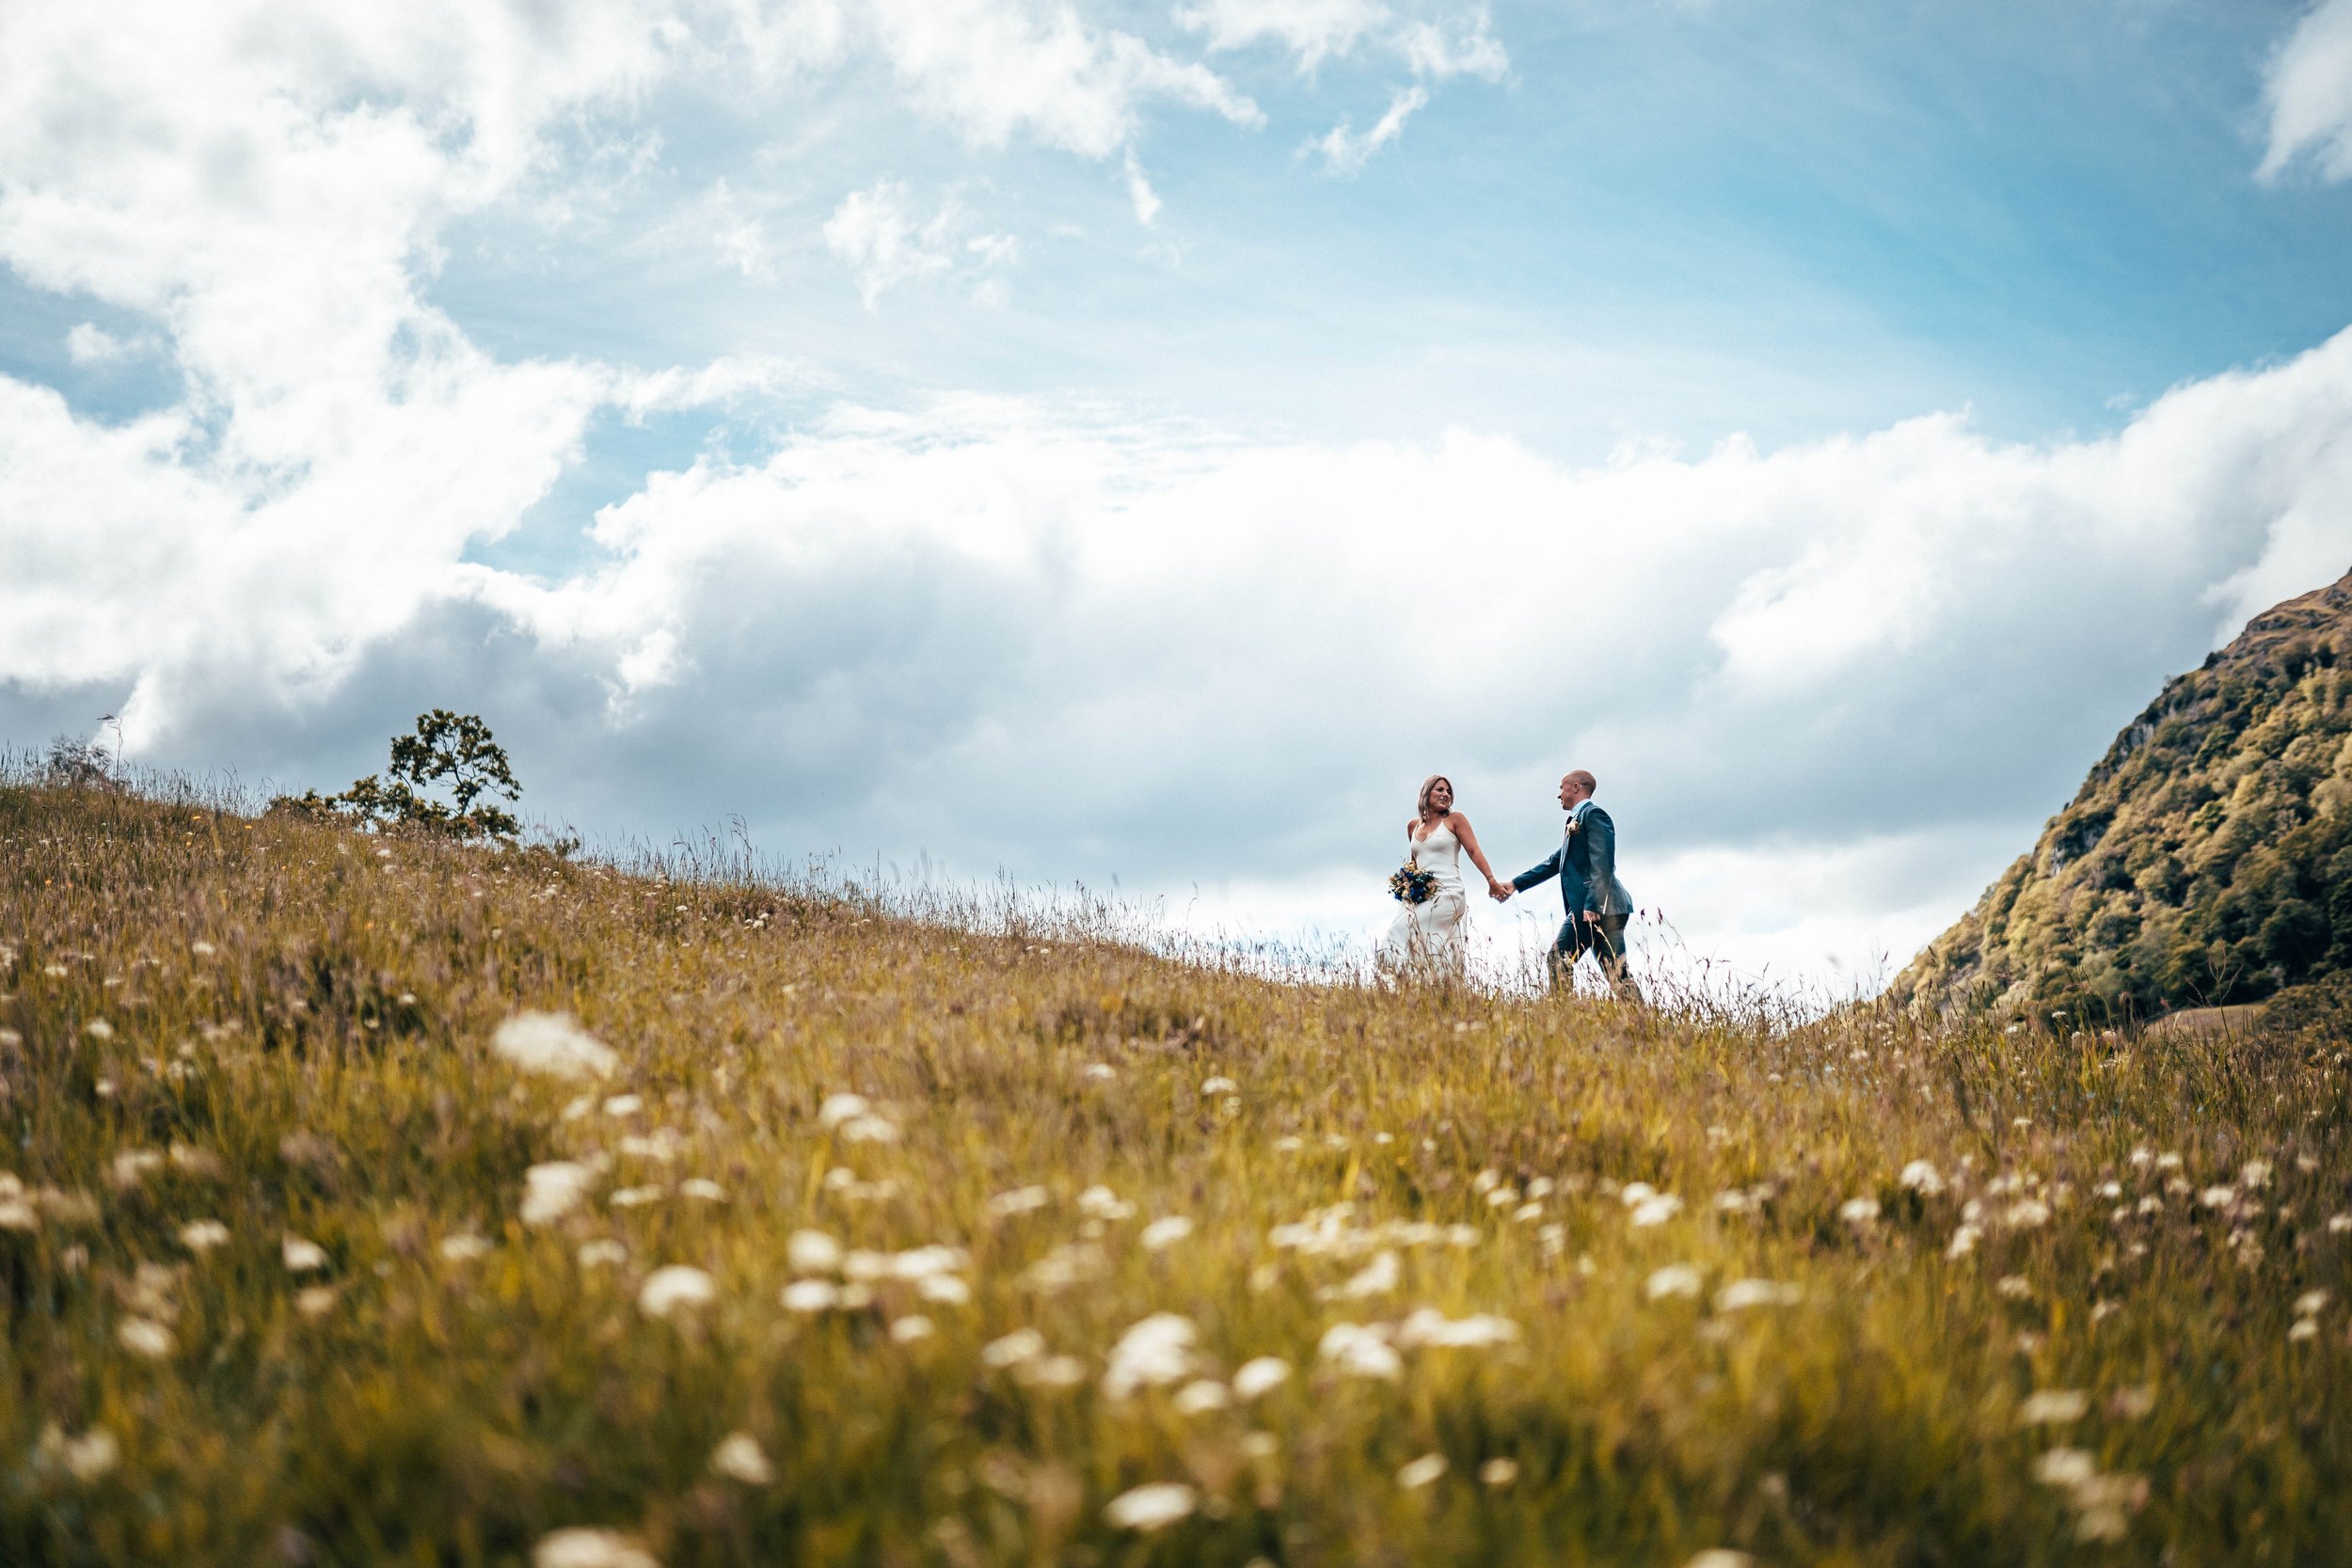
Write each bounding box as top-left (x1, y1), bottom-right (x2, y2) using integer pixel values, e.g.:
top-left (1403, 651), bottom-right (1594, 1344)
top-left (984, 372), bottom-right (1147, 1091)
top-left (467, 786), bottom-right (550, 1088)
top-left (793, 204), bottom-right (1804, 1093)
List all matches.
top-left (1378, 774), bottom-right (1508, 984)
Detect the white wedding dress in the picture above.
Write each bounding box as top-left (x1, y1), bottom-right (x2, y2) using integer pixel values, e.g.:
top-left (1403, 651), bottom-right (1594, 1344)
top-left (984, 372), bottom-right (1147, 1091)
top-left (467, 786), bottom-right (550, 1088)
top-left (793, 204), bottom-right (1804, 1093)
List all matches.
top-left (1378, 822), bottom-right (1469, 983)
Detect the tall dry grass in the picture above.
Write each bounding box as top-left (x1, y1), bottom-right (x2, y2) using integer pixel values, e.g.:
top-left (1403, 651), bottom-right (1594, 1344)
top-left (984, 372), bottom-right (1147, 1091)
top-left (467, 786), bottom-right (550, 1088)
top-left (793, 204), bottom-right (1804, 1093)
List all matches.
top-left (1, 778), bottom-right (2346, 1567)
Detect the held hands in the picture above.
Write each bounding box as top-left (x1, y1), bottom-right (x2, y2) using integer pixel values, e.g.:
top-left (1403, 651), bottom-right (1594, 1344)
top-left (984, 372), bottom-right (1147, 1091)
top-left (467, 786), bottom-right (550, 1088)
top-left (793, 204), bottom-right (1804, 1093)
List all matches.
top-left (1487, 879), bottom-right (1513, 903)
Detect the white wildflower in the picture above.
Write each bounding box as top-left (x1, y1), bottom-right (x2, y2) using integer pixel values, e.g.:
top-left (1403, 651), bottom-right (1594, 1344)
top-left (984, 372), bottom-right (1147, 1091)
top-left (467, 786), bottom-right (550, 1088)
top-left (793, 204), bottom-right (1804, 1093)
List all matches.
top-left (839, 1116), bottom-right (898, 1144)
top-left (981, 1329), bottom-right (1045, 1368)
top-left (578, 1241), bottom-right (628, 1268)
top-left (117, 1318), bottom-right (173, 1358)
top-left (1899, 1160), bottom-right (1945, 1195)
top-left (1103, 1313), bottom-right (1198, 1397)
top-left (294, 1285), bottom-right (336, 1319)
top-left (1645, 1264), bottom-right (1704, 1301)
top-left (0, 1196), bottom-right (36, 1232)
top-left (190, 941), bottom-right (216, 958)
top-left (2200, 1186), bottom-right (2237, 1210)
top-left (890, 1314), bottom-right (935, 1342)
top-left (1838, 1196), bottom-right (1880, 1227)
top-left (987, 1186), bottom-right (1051, 1219)
top-left (1018, 1354), bottom-right (1089, 1389)
top-left (1232, 1356), bottom-right (1292, 1399)
top-left (2003, 1199), bottom-right (2051, 1229)
top-left (491, 1013), bottom-right (616, 1081)
top-left (1684, 1554), bottom-right (1756, 1568)
top-left (1714, 1279), bottom-right (1802, 1312)
top-left (2330, 1213), bottom-right (2352, 1233)
top-left (1200, 1076), bottom-right (1239, 1097)
top-left (439, 1233), bottom-right (491, 1262)
top-left (1018, 1243), bottom-right (1106, 1292)
top-left (1078, 1185), bottom-right (1135, 1221)
top-left (521, 1162), bottom-right (596, 1226)
top-left (817, 1093), bottom-right (870, 1128)
top-left (780, 1279), bottom-right (841, 1312)
top-left (1946, 1225), bottom-right (1980, 1259)
top-left (1171, 1379), bottom-right (1232, 1415)
top-left (85, 1020), bottom-right (114, 1040)
top-left (638, 1265), bottom-right (717, 1319)
top-left (2018, 1389), bottom-right (2090, 1425)
top-left (1396, 1308), bottom-right (1520, 1347)
top-left (1083, 1063), bottom-right (1117, 1082)
top-left (710, 1433), bottom-right (774, 1485)
top-left (1139, 1215), bottom-right (1194, 1251)
top-left (2289, 1318), bottom-right (2318, 1341)
top-left (1396, 1452), bottom-right (1449, 1489)
top-left (1480, 1457), bottom-right (1518, 1486)
top-left (787, 1231), bottom-right (842, 1274)
top-left (1318, 1322), bottom-right (1404, 1380)
top-left (35, 1424), bottom-right (120, 1482)
top-left (618, 1132), bottom-right (682, 1163)
top-left (680, 1179), bottom-right (725, 1202)
top-left (108, 1149), bottom-right (163, 1188)
top-left (2240, 1160), bottom-right (2271, 1189)
top-left (1320, 1251), bottom-right (1400, 1301)
top-left (532, 1528), bottom-right (661, 1568)
top-left (602, 1095), bottom-right (644, 1117)
top-left (882, 1245), bottom-right (967, 1282)
top-left (1103, 1482), bottom-right (1197, 1531)
top-left (610, 1186), bottom-right (664, 1207)
top-left (2032, 1447), bottom-right (2098, 1487)
top-left (2296, 1290), bottom-right (2328, 1316)
top-left (1629, 1196), bottom-right (1682, 1227)
top-left (282, 1236), bottom-right (329, 1273)
top-left (178, 1220), bottom-right (230, 1252)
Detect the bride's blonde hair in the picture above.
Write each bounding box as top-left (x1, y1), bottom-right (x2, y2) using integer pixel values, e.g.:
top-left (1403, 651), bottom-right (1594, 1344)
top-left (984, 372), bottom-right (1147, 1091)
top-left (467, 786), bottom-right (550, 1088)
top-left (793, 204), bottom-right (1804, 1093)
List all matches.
top-left (1417, 774), bottom-right (1454, 821)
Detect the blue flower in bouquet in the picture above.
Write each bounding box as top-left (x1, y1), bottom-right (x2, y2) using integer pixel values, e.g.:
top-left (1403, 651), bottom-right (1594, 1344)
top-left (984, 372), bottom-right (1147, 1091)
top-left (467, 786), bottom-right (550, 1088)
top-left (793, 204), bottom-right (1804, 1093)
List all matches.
top-left (1390, 863), bottom-right (1438, 905)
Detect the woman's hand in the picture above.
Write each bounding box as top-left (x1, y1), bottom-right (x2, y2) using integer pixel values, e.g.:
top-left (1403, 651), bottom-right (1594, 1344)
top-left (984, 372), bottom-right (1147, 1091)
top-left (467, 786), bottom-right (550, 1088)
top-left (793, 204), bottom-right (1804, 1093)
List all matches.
top-left (1486, 878), bottom-right (1512, 902)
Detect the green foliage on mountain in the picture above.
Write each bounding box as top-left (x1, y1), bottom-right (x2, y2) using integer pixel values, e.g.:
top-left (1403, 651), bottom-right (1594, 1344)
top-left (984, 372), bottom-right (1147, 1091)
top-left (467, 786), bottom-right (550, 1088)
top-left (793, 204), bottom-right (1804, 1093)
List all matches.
top-left (1893, 569), bottom-right (2352, 1023)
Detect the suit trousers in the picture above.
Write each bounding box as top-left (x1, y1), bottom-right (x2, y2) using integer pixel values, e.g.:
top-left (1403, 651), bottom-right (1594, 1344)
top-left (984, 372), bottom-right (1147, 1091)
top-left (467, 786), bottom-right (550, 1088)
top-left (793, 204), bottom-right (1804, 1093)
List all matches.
top-left (1549, 912), bottom-right (1643, 1002)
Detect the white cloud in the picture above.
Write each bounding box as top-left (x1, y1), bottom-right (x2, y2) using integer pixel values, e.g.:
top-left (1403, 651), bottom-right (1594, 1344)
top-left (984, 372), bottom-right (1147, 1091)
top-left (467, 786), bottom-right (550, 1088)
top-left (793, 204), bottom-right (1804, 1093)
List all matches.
top-left (64, 325), bottom-right (144, 365)
top-left (1180, 0), bottom-right (1504, 81)
top-left (862, 0), bottom-right (1262, 158)
top-left (822, 182), bottom-right (1016, 308)
top-left (824, 182), bottom-right (957, 307)
top-left (1313, 85), bottom-right (1429, 173)
top-left (1394, 12), bottom-right (1509, 81)
top-left (1123, 151), bottom-right (1165, 226)
top-left (2259, 0), bottom-right (2352, 182)
top-left (1180, 0), bottom-right (1391, 72)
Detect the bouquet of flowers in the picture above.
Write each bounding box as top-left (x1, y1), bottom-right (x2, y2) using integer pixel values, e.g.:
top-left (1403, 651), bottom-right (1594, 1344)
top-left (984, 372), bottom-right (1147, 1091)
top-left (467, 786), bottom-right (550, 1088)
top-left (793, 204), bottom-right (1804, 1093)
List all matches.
top-left (1389, 863), bottom-right (1438, 905)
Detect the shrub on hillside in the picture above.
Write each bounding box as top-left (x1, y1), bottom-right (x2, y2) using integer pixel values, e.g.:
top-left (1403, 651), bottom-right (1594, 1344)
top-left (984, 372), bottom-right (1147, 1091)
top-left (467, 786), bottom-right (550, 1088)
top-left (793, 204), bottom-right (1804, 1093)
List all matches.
top-left (274, 709), bottom-right (521, 840)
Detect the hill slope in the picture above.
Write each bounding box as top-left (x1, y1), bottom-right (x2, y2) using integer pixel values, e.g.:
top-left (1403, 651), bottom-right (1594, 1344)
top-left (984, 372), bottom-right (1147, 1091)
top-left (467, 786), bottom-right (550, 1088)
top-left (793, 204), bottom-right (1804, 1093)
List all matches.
top-left (1891, 569), bottom-right (2352, 1022)
top-left (2, 782), bottom-right (2349, 1565)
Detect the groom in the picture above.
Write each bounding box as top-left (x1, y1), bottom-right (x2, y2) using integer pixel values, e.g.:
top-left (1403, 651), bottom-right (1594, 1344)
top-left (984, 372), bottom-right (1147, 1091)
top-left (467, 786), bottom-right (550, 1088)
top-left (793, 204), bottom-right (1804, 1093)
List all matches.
top-left (1492, 769), bottom-right (1643, 1002)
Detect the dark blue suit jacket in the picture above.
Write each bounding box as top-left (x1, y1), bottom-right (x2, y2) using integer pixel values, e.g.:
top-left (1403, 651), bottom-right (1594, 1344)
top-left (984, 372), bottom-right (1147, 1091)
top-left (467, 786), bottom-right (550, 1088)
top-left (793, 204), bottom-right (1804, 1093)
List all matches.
top-left (1511, 802), bottom-right (1633, 917)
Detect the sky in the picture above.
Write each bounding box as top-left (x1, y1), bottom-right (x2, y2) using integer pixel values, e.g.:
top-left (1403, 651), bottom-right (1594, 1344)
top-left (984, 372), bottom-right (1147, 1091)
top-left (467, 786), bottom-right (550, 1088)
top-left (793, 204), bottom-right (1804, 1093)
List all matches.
top-left (6, 0), bottom-right (2352, 992)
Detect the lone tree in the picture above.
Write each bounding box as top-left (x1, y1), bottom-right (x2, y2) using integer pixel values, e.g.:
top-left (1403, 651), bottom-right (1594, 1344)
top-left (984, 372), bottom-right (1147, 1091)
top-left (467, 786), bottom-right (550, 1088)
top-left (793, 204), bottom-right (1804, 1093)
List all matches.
top-left (286, 710), bottom-right (522, 840)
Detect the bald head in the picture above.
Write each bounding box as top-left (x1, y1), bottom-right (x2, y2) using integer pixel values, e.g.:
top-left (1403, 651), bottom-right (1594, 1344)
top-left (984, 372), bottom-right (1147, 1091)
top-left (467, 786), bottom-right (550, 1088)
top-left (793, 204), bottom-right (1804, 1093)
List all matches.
top-left (1558, 770), bottom-right (1596, 808)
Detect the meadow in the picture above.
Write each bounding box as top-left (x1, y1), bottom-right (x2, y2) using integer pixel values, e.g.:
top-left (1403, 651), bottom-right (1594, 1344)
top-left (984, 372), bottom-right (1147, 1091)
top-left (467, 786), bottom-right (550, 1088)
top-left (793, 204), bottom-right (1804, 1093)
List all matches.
top-left (2, 777), bottom-right (2347, 1567)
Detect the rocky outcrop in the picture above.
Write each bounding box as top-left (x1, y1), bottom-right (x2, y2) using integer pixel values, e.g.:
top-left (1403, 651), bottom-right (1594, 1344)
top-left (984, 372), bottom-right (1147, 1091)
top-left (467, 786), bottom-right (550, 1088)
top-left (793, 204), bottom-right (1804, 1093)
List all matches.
top-left (1892, 569), bottom-right (2352, 1022)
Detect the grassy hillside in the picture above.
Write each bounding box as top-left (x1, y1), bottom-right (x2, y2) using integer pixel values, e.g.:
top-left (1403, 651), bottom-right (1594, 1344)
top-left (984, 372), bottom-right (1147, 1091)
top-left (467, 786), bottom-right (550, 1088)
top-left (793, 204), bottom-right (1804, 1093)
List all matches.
top-left (1892, 571), bottom-right (2352, 1023)
top-left (3, 781), bottom-right (2350, 1567)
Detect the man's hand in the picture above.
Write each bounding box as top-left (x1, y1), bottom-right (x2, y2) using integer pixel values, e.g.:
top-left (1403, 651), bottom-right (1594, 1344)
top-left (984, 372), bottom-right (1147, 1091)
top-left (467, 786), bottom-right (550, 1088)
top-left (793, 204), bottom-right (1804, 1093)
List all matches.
top-left (1489, 880), bottom-right (1513, 903)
